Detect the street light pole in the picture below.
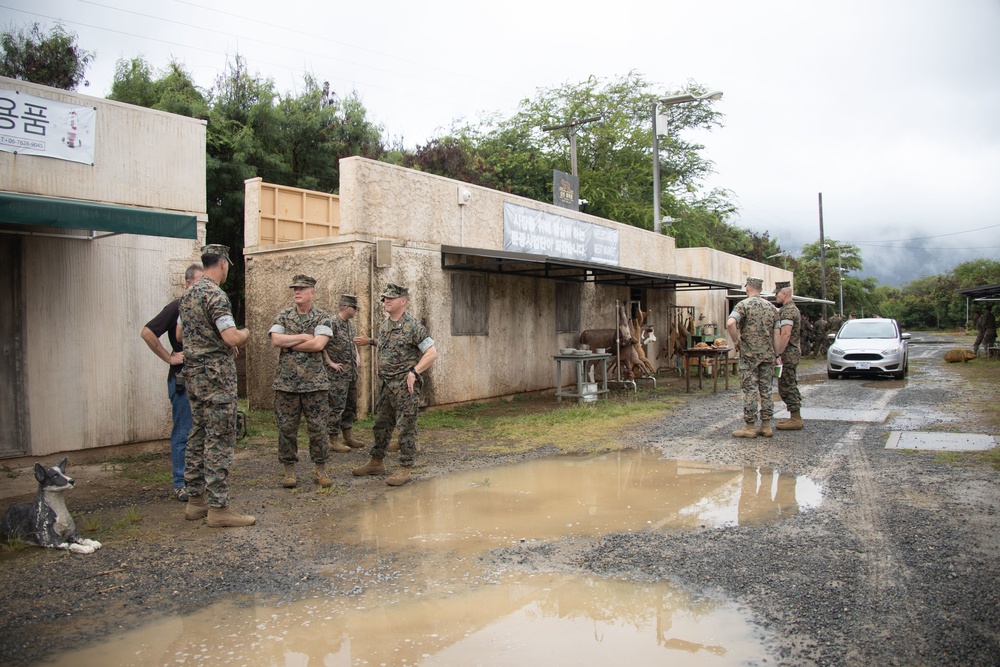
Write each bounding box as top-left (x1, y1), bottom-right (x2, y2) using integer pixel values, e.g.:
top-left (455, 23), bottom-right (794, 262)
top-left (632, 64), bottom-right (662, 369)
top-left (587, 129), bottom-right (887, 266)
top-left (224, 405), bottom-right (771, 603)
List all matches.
top-left (838, 248), bottom-right (845, 318)
top-left (652, 91), bottom-right (723, 234)
top-left (766, 251), bottom-right (791, 270)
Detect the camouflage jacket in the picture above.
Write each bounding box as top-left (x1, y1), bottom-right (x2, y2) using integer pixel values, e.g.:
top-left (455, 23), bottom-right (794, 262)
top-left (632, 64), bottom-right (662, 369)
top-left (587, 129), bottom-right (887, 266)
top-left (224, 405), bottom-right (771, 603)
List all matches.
top-left (828, 315), bottom-right (843, 334)
top-left (376, 311), bottom-right (434, 381)
top-left (179, 276), bottom-right (237, 400)
top-left (269, 306), bottom-right (333, 393)
top-left (730, 296), bottom-right (778, 363)
top-left (777, 300), bottom-right (802, 362)
top-left (324, 314), bottom-right (358, 380)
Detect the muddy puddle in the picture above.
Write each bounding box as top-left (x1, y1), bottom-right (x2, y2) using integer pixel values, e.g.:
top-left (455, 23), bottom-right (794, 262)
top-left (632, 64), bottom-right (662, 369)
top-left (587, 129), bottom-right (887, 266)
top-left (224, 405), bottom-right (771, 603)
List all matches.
top-left (55, 450), bottom-right (822, 666)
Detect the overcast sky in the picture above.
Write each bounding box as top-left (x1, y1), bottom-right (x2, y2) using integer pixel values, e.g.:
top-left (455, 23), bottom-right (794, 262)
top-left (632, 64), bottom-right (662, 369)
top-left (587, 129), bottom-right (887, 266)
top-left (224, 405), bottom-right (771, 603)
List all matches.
top-left (3, 0), bottom-right (998, 287)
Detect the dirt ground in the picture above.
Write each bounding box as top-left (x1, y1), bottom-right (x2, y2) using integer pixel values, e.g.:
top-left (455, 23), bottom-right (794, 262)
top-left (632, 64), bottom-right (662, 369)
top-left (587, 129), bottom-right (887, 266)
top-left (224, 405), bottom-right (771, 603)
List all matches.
top-left (0, 332), bottom-right (997, 666)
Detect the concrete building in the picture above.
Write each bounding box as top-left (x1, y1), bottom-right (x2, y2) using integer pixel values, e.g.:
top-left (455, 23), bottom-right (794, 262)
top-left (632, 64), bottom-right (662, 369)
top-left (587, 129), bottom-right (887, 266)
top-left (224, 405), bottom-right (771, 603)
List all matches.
top-left (0, 77), bottom-right (205, 461)
top-left (244, 157), bottom-right (792, 414)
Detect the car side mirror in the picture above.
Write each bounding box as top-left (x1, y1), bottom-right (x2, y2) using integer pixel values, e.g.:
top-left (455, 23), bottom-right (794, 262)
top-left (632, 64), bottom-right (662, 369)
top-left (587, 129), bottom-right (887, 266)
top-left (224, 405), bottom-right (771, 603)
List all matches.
top-left (901, 333), bottom-right (911, 340)
top-left (827, 333), bottom-right (836, 340)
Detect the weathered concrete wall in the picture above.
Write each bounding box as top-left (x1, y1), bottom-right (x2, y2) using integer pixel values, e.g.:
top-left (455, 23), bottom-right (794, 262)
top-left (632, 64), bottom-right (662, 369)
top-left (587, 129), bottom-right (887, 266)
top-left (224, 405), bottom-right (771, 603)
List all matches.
top-left (0, 78), bottom-right (206, 457)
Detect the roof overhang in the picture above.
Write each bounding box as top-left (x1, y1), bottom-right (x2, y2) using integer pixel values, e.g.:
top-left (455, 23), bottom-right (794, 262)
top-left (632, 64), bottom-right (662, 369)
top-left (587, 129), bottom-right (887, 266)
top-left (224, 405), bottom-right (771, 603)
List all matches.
top-left (0, 191), bottom-right (197, 240)
top-left (441, 245), bottom-right (739, 292)
top-left (956, 283), bottom-right (1000, 301)
top-left (726, 290), bottom-right (836, 306)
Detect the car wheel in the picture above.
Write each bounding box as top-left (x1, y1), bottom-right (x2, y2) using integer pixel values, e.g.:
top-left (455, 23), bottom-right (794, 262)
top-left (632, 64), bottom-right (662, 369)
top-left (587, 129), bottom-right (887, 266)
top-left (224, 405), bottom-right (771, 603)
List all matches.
top-left (892, 369), bottom-right (905, 380)
top-left (828, 370), bottom-right (838, 379)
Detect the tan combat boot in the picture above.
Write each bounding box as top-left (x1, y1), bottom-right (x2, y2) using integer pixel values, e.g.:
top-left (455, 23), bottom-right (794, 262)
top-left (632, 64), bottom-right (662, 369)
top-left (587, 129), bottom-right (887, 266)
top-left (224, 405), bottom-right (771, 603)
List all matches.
top-left (282, 464), bottom-right (297, 488)
top-left (776, 411), bottom-right (804, 430)
top-left (314, 463), bottom-right (332, 487)
top-left (732, 422), bottom-right (758, 438)
top-left (207, 505), bottom-right (256, 528)
top-left (342, 427), bottom-right (363, 448)
top-left (757, 422), bottom-right (773, 438)
top-left (329, 433), bottom-right (351, 453)
top-left (352, 457), bottom-right (386, 476)
top-left (387, 440), bottom-right (400, 452)
top-left (185, 493), bottom-right (209, 521)
top-left (386, 467), bottom-right (412, 486)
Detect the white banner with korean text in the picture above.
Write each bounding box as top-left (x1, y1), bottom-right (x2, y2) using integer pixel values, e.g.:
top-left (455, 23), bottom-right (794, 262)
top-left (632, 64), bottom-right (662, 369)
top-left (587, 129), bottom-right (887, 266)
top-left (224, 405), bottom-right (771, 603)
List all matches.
top-left (0, 88), bottom-right (96, 165)
top-left (503, 202), bottom-right (620, 266)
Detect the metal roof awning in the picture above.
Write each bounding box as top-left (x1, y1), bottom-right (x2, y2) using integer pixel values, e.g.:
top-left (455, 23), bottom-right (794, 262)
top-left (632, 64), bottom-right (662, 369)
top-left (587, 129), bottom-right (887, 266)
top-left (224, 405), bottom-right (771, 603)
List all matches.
top-left (726, 290), bottom-right (836, 306)
top-left (956, 283), bottom-right (1000, 301)
top-left (0, 191), bottom-right (197, 240)
top-left (441, 245), bottom-right (739, 292)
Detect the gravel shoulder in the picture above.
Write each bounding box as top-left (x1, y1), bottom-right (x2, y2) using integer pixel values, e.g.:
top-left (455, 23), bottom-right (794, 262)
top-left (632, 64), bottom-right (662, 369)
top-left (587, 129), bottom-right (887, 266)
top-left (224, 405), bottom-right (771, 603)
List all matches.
top-left (0, 333), bottom-right (997, 666)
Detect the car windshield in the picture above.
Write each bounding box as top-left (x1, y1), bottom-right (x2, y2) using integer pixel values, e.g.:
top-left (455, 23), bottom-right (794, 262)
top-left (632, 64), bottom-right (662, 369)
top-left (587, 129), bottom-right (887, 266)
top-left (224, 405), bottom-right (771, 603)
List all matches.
top-left (838, 321), bottom-right (897, 339)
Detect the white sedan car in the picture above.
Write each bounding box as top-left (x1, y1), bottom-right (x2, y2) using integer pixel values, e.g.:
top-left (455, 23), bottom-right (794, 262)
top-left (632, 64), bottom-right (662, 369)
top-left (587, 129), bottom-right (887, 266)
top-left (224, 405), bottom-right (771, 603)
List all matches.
top-left (827, 318), bottom-right (910, 380)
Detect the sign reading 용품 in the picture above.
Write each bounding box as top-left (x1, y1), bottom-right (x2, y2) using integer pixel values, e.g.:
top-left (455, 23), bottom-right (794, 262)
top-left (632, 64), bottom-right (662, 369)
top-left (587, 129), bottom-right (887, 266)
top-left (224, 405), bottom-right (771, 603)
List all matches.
top-left (503, 202), bottom-right (619, 266)
top-left (0, 88), bottom-right (96, 165)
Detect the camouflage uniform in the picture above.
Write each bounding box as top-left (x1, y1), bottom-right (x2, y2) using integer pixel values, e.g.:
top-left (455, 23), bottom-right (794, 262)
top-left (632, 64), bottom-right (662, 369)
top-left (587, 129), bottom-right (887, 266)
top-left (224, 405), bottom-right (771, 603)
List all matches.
top-left (973, 309), bottom-right (996, 354)
top-left (325, 313), bottom-right (359, 436)
top-left (730, 292), bottom-right (779, 424)
top-left (371, 310), bottom-right (434, 467)
top-left (814, 317), bottom-right (829, 356)
top-left (827, 314), bottom-right (844, 337)
top-left (269, 305), bottom-right (333, 465)
top-left (179, 275), bottom-right (238, 508)
top-left (777, 299), bottom-right (802, 413)
top-left (800, 315), bottom-right (813, 357)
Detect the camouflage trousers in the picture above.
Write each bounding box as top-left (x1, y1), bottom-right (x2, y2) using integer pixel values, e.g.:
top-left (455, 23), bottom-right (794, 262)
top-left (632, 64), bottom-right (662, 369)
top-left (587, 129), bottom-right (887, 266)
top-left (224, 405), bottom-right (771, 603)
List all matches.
top-left (973, 328), bottom-right (996, 353)
top-left (370, 377), bottom-right (421, 467)
top-left (738, 357), bottom-right (775, 424)
top-left (184, 373), bottom-right (237, 508)
top-left (275, 390), bottom-right (330, 465)
top-left (777, 361), bottom-right (801, 412)
top-left (326, 371), bottom-right (358, 435)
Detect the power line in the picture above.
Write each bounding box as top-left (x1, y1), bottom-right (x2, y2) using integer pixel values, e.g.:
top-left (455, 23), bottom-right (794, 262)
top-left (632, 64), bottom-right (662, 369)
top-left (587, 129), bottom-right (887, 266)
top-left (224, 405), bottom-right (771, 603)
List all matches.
top-left (856, 222), bottom-right (1000, 244)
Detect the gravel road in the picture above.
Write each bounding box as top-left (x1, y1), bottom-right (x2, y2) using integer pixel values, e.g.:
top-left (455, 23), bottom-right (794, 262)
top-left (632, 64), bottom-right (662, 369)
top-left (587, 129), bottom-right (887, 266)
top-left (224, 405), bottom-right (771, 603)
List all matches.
top-left (0, 332), bottom-right (996, 666)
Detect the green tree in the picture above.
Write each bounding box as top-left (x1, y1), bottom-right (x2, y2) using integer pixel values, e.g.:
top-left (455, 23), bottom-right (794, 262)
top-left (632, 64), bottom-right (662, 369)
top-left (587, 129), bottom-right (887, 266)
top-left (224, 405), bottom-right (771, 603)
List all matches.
top-left (0, 22), bottom-right (93, 90)
top-left (108, 57), bottom-right (208, 118)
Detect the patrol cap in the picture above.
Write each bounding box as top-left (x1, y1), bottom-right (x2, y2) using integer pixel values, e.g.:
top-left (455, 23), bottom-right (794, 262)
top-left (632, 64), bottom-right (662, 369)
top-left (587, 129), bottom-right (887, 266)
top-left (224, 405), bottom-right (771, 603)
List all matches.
top-left (201, 244), bottom-right (231, 261)
top-left (289, 274), bottom-right (317, 288)
top-left (746, 277), bottom-right (763, 289)
top-left (339, 294), bottom-right (359, 308)
top-left (380, 283), bottom-right (409, 300)
top-left (775, 281), bottom-right (791, 290)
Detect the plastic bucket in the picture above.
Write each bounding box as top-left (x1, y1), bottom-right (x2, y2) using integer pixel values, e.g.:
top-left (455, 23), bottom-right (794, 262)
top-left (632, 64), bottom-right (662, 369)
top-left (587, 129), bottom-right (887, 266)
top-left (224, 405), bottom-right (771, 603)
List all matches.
top-left (581, 382), bottom-right (598, 402)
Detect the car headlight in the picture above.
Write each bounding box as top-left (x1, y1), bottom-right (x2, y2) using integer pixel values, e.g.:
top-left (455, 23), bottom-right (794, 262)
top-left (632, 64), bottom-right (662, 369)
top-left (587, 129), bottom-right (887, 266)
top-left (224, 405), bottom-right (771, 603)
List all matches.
top-left (882, 346), bottom-right (900, 355)
top-left (830, 346), bottom-right (844, 355)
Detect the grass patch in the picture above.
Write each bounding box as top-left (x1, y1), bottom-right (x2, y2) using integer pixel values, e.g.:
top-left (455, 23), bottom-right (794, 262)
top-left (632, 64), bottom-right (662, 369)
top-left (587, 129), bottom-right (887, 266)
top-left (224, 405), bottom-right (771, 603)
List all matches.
top-left (417, 392), bottom-right (681, 454)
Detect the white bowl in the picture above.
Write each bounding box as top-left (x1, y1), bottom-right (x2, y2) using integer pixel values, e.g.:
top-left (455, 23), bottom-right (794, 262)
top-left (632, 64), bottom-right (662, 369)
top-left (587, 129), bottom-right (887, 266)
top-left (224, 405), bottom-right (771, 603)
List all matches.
top-left (560, 348), bottom-right (576, 355)
top-left (595, 348), bottom-right (607, 354)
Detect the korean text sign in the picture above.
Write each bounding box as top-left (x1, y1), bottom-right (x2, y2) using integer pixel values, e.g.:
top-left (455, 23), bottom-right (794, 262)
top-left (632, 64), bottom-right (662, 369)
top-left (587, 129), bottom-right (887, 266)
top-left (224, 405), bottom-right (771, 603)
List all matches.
top-left (0, 88), bottom-right (96, 165)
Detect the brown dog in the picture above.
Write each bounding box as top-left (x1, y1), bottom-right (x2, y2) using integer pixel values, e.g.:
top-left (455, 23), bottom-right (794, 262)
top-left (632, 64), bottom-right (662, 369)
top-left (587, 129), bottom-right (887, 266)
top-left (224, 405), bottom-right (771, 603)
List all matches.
top-left (944, 348), bottom-right (976, 363)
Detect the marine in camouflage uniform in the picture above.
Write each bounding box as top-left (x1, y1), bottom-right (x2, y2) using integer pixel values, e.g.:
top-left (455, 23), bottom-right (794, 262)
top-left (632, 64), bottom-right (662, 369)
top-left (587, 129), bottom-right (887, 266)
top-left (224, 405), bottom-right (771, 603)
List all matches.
top-left (814, 316), bottom-right (829, 357)
top-left (324, 295), bottom-right (362, 452)
top-left (800, 314), bottom-right (813, 357)
top-left (972, 306), bottom-right (996, 356)
top-left (774, 282), bottom-right (804, 430)
top-left (352, 283), bottom-right (438, 486)
top-left (827, 313), bottom-right (844, 337)
top-left (178, 244), bottom-right (254, 527)
top-left (268, 274), bottom-right (333, 487)
top-left (726, 277), bottom-right (779, 438)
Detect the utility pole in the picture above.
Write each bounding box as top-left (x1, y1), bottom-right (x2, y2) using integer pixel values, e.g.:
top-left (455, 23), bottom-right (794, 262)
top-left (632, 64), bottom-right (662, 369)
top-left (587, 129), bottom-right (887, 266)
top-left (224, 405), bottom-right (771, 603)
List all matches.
top-left (541, 116), bottom-right (601, 177)
top-left (818, 192), bottom-right (828, 320)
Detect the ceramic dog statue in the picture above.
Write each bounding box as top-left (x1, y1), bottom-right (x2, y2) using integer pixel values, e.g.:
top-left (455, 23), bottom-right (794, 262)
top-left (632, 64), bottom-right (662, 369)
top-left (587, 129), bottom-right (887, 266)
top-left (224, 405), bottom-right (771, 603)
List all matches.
top-left (0, 458), bottom-right (102, 554)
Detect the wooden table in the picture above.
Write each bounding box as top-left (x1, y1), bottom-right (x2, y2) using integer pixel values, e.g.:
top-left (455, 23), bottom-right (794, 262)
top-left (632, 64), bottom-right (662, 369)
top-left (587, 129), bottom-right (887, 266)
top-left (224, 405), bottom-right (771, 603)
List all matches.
top-left (681, 346), bottom-right (733, 393)
top-left (552, 353), bottom-right (613, 403)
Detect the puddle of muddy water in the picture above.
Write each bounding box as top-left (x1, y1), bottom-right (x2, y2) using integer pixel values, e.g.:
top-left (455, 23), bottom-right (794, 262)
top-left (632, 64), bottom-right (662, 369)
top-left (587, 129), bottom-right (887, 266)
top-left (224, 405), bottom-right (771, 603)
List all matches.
top-left (54, 450), bottom-right (821, 666)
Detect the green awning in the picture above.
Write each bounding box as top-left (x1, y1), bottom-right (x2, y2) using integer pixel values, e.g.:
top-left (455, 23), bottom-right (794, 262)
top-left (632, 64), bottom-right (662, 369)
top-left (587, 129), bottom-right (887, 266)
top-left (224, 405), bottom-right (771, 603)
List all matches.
top-left (0, 191), bottom-right (197, 239)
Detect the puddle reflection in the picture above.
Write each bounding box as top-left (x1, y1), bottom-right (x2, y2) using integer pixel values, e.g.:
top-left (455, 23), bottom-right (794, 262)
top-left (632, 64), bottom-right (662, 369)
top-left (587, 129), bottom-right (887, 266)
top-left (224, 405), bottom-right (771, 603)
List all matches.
top-left (56, 451), bottom-right (819, 666)
top-left (333, 450), bottom-right (822, 552)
